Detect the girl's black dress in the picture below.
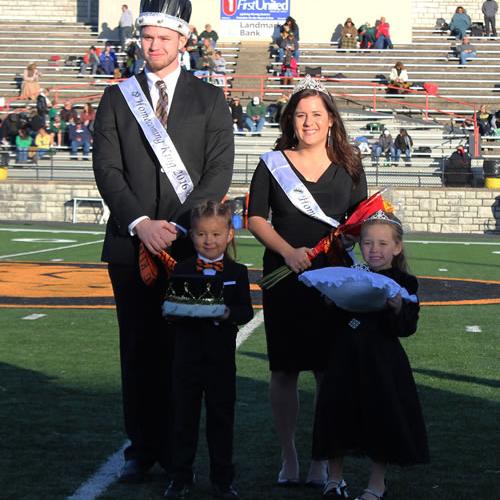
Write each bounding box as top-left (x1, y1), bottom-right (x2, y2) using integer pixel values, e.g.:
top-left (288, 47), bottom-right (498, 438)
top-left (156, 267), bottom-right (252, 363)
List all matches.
top-left (312, 268), bottom-right (429, 466)
top-left (248, 156), bottom-right (367, 372)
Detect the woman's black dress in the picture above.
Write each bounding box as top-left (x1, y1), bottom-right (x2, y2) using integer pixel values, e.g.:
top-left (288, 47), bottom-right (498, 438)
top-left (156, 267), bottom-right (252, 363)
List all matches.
top-left (248, 155), bottom-right (367, 372)
top-left (312, 268), bottom-right (429, 466)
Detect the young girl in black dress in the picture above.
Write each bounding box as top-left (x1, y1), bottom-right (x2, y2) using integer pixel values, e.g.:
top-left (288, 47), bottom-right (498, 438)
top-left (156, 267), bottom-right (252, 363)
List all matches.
top-left (164, 201), bottom-right (254, 500)
top-left (313, 211), bottom-right (429, 500)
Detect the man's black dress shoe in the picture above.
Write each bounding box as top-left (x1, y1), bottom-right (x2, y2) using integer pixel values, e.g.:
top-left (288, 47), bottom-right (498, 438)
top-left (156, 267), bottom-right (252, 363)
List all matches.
top-left (212, 484), bottom-right (239, 499)
top-left (118, 459), bottom-right (151, 483)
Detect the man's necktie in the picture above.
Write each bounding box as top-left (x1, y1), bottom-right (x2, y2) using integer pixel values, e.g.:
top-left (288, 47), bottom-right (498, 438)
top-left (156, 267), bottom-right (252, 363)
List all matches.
top-left (155, 80), bottom-right (169, 129)
top-left (196, 258), bottom-right (224, 273)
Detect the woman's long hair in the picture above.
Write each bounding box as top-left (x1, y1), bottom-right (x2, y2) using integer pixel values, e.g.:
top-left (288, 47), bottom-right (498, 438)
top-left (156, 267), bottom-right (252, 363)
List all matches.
top-left (274, 88), bottom-right (363, 185)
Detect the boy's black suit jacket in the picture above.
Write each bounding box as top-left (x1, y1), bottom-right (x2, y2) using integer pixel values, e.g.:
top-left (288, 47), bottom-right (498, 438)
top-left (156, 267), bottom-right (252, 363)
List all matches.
top-left (92, 70), bottom-right (234, 265)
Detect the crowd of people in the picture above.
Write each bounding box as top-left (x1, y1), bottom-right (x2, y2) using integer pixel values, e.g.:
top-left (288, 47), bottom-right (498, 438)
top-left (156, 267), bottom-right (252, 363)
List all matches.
top-left (2, 97), bottom-right (96, 163)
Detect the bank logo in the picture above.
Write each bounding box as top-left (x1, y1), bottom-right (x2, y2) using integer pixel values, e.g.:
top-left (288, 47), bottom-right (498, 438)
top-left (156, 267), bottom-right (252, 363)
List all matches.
top-left (222, 0), bottom-right (238, 17)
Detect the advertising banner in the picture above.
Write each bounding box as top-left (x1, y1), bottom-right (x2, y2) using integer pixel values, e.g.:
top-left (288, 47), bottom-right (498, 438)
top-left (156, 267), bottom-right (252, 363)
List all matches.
top-left (220, 0), bottom-right (290, 39)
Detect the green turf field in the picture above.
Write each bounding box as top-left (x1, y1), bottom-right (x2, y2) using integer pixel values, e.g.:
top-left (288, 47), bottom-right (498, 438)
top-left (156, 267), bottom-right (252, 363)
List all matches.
top-left (0, 222), bottom-right (499, 500)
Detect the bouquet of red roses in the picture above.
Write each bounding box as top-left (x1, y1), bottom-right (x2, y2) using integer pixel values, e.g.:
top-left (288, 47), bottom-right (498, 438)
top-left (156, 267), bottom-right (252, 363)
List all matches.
top-left (258, 190), bottom-right (390, 289)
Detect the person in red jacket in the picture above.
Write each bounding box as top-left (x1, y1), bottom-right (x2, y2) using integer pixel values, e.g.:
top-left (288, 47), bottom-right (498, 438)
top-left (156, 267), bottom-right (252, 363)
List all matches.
top-left (374, 17), bottom-right (393, 49)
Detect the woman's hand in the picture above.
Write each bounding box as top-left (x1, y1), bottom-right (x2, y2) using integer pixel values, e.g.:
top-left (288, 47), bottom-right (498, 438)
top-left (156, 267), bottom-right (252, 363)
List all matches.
top-left (387, 293), bottom-right (402, 314)
top-left (283, 246), bottom-right (312, 274)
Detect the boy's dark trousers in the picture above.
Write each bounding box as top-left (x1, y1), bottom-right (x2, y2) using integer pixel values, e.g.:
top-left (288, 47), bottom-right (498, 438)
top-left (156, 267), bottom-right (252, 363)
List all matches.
top-left (171, 321), bottom-right (237, 486)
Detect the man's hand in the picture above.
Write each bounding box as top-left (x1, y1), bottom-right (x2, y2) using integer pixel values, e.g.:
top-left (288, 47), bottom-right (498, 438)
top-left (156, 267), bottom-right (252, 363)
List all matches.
top-left (135, 219), bottom-right (177, 255)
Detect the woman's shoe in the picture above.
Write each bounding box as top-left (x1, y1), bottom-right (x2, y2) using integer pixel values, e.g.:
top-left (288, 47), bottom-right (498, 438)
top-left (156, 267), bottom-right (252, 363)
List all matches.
top-left (305, 460), bottom-right (328, 488)
top-left (277, 466), bottom-right (300, 486)
top-left (354, 487), bottom-right (387, 500)
top-left (322, 479), bottom-right (350, 498)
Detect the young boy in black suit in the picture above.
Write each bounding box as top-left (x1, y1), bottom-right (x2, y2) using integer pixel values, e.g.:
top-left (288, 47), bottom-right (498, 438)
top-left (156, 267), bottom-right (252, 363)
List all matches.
top-left (164, 200), bottom-right (254, 500)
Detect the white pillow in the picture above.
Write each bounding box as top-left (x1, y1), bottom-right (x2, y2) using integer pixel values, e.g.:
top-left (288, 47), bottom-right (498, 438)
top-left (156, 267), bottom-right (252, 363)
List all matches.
top-left (299, 267), bottom-right (417, 312)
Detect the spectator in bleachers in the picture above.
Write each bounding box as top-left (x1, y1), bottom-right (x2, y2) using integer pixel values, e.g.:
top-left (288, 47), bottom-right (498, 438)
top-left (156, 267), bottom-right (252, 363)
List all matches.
top-left (394, 129), bottom-right (413, 166)
top-left (229, 96), bottom-right (245, 133)
top-left (358, 22), bottom-right (377, 48)
top-left (478, 104), bottom-right (495, 135)
top-left (34, 126), bottom-right (53, 161)
top-left (48, 115), bottom-right (63, 147)
top-left (280, 49), bottom-right (299, 86)
top-left (60, 101), bottom-right (78, 145)
top-left (374, 17), bottom-right (393, 49)
top-left (80, 102), bottom-right (96, 134)
top-left (283, 16), bottom-right (300, 41)
top-left (388, 61), bottom-right (410, 93)
top-left (456, 36), bottom-right (477, 66)
top-left (266, 92), bottom-right (290, 124)
top-left (20, 62), bottom-right (41, 100)
top-left (125, 38), bottom-right (143, 76)
top-left (443, 145), bottom-right (472, 186)
top-left (179, 45), bottom-right (191, 71)
top-left (199, 37), bottom-right (213, 59)
top-left (449, 6), bottom-right (472, 40)
top-left (79, 46), bottom-right (100, 76)
top-left (118, 4), bottom-right (134, 48)
top-left (99, 45), bottom-right (118, 75)
top-left (199, 23), bottom-right (218, 48)
top-left (340, 18), bottom-right (357, 50)
top-left (68, 119), bottom-right (92, 160)
top-left (275, 26), bottom-right (290, 61)
top-left (213, 50), bottom-right (227, 75)
top-left (36, 88), bottom-right (51, 123)
top-left (28, 110), bottom-right (45, 140)
top-left (194, 54), bottom-right (215, 82)
top-left (482, 0), bottom-right (498, 37)
top-left (245, 96), bottom-right (267, 135)
top-left (186, 25), bottom-right (200, 68)
top-left (371, 128), bottom-right (395, 165)
top-left (15, 127), bottom-right (32, 163)
top-left (2, 113), bottom-right (20, 146)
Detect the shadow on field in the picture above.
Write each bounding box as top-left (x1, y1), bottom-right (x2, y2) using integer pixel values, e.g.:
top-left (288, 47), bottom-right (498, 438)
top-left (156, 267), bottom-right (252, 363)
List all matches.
top-left (414, 367), bottom-right (500, 388)
top-left (0, 362), bottom-right (123, 500)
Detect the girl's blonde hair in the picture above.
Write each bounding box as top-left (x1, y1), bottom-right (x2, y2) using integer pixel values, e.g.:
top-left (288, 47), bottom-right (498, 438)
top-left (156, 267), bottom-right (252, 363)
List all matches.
top-left (190, 200), bottom-right (236, 259)
top-left (361, 212), bottom-right (409, 272)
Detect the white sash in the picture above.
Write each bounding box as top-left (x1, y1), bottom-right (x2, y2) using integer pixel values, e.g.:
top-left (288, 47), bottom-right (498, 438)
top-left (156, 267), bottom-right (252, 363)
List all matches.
top-left (118, 76), bottom-right (193, 204)
top-left (261, 151), bottom-right (340, 228)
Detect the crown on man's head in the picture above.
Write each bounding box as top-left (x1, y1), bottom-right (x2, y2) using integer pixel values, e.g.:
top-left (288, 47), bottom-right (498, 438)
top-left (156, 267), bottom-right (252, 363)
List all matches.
top-left (292, 74), bottom-right (330, 97)
top-left (137, 0), bottom-right (192, 37)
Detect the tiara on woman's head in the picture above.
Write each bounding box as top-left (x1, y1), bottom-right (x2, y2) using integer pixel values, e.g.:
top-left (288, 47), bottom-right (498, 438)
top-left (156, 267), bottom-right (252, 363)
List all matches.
top-left (365, 210), bottom-right (402, 226)
top-left (292, 74), bottom-right (330, 96)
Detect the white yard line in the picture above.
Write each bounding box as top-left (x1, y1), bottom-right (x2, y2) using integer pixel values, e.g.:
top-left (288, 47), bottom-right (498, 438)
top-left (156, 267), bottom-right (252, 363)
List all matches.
top-left (66, 310), bottom-right (264, 500)
top-left (0, 240), bottom-right (104, 259)
top-left (0, 228), bottom-right (105, 235)
top-left (406, 240), bottom-right (500, 246)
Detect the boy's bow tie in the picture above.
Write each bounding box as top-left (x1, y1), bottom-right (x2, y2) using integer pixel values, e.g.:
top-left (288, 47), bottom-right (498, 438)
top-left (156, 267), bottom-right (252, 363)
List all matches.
top-left (196, 258), bottom-right (223, 273)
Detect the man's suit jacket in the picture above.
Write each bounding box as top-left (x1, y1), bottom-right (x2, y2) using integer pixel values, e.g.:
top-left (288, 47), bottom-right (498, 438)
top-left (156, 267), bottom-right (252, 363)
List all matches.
top-left (93, 70), bottom-right (234, 265)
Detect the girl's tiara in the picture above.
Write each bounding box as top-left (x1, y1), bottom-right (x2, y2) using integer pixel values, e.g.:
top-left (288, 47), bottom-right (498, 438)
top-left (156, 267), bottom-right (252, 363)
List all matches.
top-left (364, 210), bottom-right (402, 226)
top-left (292, 74), bottom-right (330, 97)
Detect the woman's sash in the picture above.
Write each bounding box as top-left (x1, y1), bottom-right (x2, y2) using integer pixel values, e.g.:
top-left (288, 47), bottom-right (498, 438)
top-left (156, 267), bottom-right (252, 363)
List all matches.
top-left (261, 151), bottom-right (340, 228)
top-left (118, 76), bottom-right (193, 204)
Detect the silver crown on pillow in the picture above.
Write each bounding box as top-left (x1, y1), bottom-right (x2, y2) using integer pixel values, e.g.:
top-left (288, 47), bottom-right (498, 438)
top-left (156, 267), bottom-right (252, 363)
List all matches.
top-left (137, 0), bottom-right (192, 37)
top-left (292, 74), bottom-right (330, 97)
top-left (162, 278), bottom-right (225, 318)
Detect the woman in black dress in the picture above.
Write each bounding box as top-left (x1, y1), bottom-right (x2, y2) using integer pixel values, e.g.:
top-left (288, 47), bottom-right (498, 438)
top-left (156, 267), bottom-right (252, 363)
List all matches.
top-left (248, 76), bottom-right (367, 486)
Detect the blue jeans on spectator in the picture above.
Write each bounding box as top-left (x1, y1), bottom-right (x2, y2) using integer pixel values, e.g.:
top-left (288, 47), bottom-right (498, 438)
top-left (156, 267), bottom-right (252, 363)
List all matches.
top-left (374, 35), bottom-right (393, 49)
top-left (460, 51), bottom-right (477, 65)
top-left (371, 144), bottom-right (396, 164)
top-left (16, 147), bottom-right (28, 162)
top-left (394, 148), bottom-right (412, 163)
top-left (71, 140), bottom-right (90, 158)
top-left (80, 61), bottom-right (99, 75)
top-left (245, 116), bottom-right (266, 133)
top-left (36, 149), bottom-right (50, 160)
top-left (451, 28), bottom-right (467, 40)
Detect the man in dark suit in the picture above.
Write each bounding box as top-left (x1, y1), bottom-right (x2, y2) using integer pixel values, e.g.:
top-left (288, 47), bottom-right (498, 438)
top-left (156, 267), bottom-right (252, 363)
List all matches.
top-left (92, 0), bottom-right (234, 483)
